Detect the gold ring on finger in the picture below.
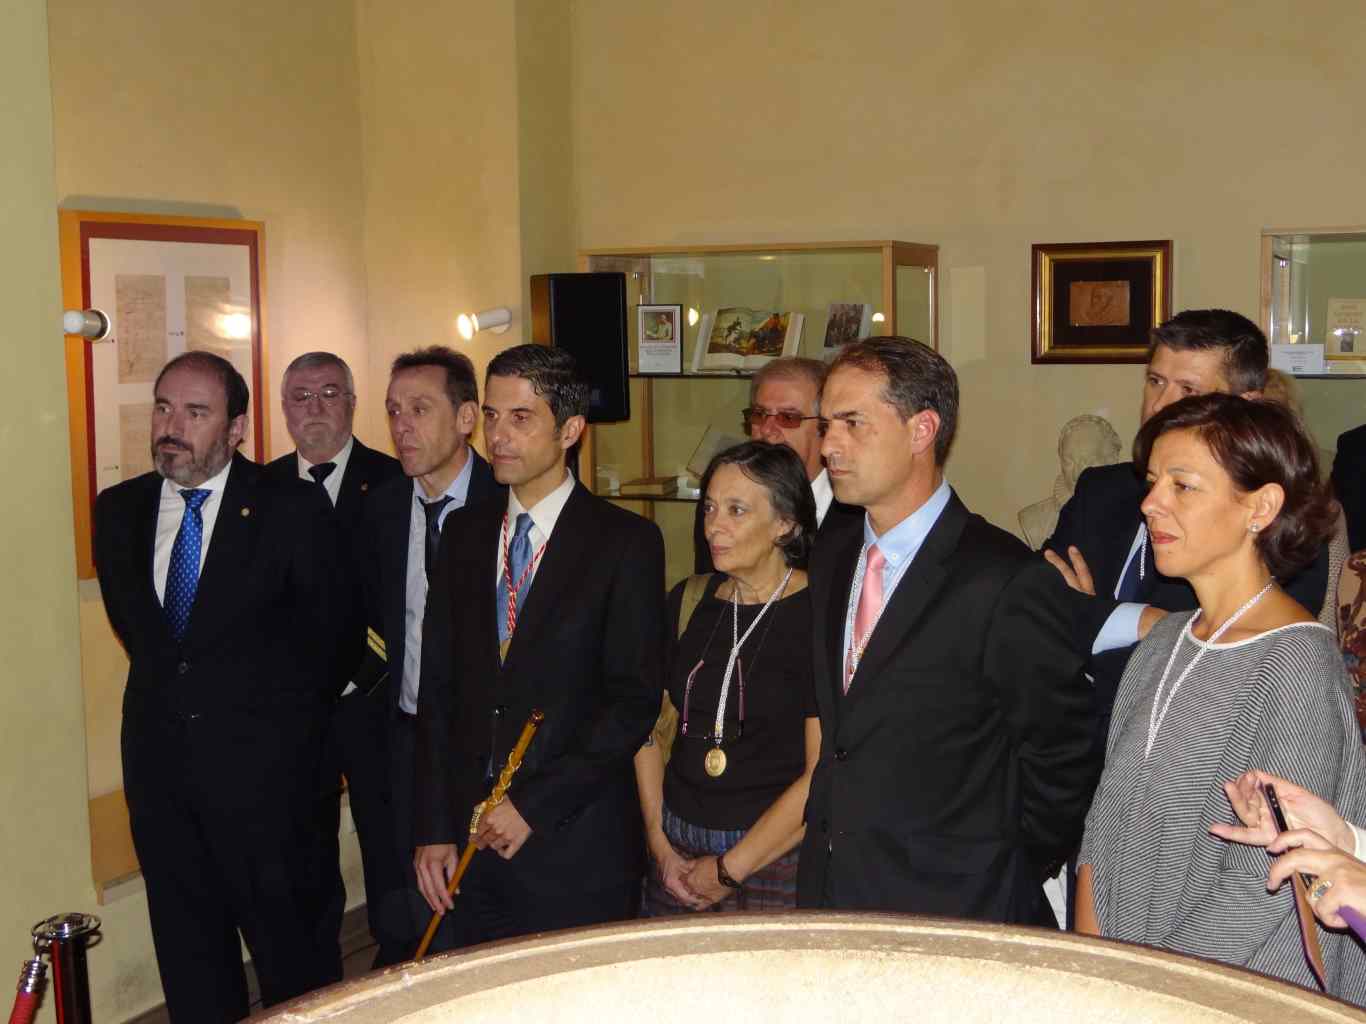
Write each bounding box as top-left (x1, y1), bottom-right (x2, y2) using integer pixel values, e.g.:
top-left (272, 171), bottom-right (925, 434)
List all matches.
top-left (1309, 878), bottom-right (1334, 904)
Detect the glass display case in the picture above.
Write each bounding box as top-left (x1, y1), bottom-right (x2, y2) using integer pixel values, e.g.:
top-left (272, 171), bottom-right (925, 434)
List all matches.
top-left (578, 241), bottom-right (938, 586)
top-left (1260, 227), bottom-right (1366, 468)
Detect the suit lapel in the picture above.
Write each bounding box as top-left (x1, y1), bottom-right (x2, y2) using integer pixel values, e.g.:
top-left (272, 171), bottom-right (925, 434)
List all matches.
top-left (137, 474), bottom-right (171, 634)
top-left (500, 483), bottom-right (594, 674)
top-left (336, 439), bottom-right (388, 514)
top-left (460, 499), bottom-right (505, 678)
top-left (822, 524), bottom-right (862, 711)
top-left (183, 455), bottom-right (258, 650)
top-left (843, 492), bottom-right (968, 703)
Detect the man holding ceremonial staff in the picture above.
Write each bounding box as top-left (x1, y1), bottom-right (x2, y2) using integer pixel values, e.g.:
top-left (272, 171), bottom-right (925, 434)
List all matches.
top-left (413, 345), bottom-right (666, 948)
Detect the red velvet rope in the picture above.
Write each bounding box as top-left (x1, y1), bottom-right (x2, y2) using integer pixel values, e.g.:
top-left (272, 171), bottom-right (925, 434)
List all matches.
top-left (8, 989), bottom-right (39, 1024)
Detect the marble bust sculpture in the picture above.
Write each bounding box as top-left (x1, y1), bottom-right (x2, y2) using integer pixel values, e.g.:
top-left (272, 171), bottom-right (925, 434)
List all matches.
top-left (1019, 413), bottom-right (1123, 550)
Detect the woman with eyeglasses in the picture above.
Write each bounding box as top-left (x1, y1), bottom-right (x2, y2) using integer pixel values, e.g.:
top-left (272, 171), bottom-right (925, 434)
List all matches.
top-left (1076, 394), bottom-right (1366, 1001)
top-left (635, 441), bottom-right (819, 914)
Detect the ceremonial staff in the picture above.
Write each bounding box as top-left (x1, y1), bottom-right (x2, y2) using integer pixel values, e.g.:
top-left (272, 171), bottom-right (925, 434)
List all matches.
top-left (412, 708), bottom-right (546, 961)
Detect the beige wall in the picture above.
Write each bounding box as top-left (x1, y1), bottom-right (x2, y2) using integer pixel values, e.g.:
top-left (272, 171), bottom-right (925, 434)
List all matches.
top-left (570, 0), bottom-right (1366, 535)
top-left (0, 1), bottom-right (93, 1021)
top-left (356, 0), bottom-right (527, 436)
top-left (41, 0), bottom-right (375, 1017)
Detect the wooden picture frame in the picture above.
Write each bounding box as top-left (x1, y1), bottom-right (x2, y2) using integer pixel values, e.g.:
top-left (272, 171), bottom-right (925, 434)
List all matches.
top-left (59, 211), bottom-right (268, 579)
top-left (1031, 240), bottom-right (1172, 364)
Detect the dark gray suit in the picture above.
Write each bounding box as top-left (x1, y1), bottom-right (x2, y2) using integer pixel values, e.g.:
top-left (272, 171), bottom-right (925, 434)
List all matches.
top-left (362, 449), bottom-right (502, 961)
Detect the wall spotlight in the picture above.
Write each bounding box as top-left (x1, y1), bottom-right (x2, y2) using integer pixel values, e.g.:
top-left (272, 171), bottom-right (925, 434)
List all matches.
top-left (456, 307), bottom-right (512, 341)
top-left (871, 312), bottom-right (886, 324)
top-left (63, 308), bottom-right (112, 342)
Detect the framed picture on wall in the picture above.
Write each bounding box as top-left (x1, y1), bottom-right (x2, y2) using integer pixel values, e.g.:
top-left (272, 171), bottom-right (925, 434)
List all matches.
top-left (1031, 239), bottom-right (1172, 364)
top-left (1326, 298), bottom-right (1366, 359)
top-left (636, 303), bottom-right (683, 373)
top-left (58, 210), bottom-right (268, 579)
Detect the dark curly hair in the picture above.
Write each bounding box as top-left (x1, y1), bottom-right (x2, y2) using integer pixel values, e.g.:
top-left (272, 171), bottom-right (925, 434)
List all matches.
top-left (1133, 394), bottom-right (1337, 579)
top-left (699, 441), bottom-right (817, 569)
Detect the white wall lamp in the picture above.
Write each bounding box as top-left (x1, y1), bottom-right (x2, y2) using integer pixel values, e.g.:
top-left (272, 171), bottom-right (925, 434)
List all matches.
top-left (456, 307), bottom-right (512, 341)
top-left (63, 308), bottom-right (113, 342)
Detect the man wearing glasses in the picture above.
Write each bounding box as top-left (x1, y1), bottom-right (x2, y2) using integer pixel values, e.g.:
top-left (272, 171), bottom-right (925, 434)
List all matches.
top-left (266, 351), bottom-right (403, 965)
top-left (694, 357), bottom-right (860, 571)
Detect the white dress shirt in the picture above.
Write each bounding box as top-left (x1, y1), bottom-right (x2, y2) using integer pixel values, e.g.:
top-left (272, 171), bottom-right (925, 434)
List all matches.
top-left (494, 470), bottom-right (575, 590)
top-left (1091, 524), bottom-right (1148, 655)
top-left (295, 434), bottom-right (354, 507)
top-left (811, 467), bottom-right (834, 527)
top-left (153, 458), bottom-right (234, 604)
top-left (399, 450), bottom-right (475, 715)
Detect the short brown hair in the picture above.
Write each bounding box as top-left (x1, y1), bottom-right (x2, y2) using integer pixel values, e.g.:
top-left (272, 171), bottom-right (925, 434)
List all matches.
top-left (1148, 309), bottom-right (1268, 396)
top-left (390, 346), bottom-right (478, 409)
top-left (1134, 394), bottom-right (1336, 579)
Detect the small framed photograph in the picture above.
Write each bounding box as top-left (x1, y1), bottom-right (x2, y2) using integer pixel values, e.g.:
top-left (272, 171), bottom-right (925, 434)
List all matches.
top-left (637, 303), bottom-right (684, 374)
top-left (822, 302), bottom-right (873, 361)
top-left (1326, 298), bottom-right (1366, 359)
top-left (1031, 240), bottom-right (1173, 364)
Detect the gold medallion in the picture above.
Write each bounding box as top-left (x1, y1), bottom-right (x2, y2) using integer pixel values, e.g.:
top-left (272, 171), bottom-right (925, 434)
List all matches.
top-left (704, 747), bottom-right (727, 777)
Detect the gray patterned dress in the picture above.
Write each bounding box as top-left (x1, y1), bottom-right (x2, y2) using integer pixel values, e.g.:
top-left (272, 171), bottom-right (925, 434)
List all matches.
top-left (1080, 613), bottom-right (1366, 1002)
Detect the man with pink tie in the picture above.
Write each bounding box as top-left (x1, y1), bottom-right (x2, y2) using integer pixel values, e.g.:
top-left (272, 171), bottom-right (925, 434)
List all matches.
top-left (794, 337), bottom-right (1097, 924)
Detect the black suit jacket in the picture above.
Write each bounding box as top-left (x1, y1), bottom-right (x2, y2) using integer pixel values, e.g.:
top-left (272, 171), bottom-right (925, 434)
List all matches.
top-left (95, 453), bottom-right (345, 714)
top-left (1045, 462), bottom-right (1331, 732)
top-left (413, 482), bottom-right (665, 893)
top-left (364, 449), bottom-right (503, 712)
top-left (1334, 424), bottom-right (1366, 552)
top-left (264, 438), bottom-right (403, 693)
top-left (796, 491), bottom-right (1098, 923)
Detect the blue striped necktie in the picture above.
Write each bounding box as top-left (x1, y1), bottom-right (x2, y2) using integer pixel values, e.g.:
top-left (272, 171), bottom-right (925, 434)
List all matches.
top-left (165, 488), bottom-right (211, 641)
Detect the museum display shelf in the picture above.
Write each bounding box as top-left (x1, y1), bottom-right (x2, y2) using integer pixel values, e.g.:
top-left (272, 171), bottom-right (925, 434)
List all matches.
top-left (579, 241), bottom-right (937, 585)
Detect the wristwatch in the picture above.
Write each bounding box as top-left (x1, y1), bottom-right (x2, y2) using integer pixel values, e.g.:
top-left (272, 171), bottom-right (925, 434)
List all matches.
top-left (716, 852), bottom-right (743, 890)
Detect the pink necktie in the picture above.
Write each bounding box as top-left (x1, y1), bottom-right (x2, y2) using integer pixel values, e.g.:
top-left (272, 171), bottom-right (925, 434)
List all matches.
top-left (846, 543), bottom-right (885, 692)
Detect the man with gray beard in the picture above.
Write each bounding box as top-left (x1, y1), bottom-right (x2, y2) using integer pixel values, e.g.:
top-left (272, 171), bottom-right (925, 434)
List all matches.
top-left (94, 351), bottom-right (346, 1021)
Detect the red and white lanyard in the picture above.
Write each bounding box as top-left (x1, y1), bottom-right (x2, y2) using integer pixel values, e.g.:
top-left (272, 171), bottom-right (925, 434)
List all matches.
top-left (501, 512), bottom-right (547, 641)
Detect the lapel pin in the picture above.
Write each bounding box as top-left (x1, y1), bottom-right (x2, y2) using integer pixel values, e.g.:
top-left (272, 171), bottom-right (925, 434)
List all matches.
top-left (361, 482), bottom-right (369, 493)
top-left (240, 506), bottom-right (251, 517)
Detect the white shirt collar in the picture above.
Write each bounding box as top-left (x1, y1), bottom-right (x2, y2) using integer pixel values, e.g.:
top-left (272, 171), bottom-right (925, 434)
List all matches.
top-left (296, 433), bottom-right (354, 479)
top-left (508, 469), bottom-right (575, 541)
top-left (811, 467), bottom-right (834, 526)
top-left (297, 434), bottom-right (354, 504)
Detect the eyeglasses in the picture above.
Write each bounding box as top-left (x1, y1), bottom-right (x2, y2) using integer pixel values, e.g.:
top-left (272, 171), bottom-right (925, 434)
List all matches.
top-left (287, 386), bottom-right (352, 406)
top-left (742, 406), bottom-right (820, 430)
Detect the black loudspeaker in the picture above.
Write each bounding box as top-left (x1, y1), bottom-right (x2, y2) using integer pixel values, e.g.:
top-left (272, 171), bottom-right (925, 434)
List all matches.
top-left (529, 272), bottom-right (630, 423)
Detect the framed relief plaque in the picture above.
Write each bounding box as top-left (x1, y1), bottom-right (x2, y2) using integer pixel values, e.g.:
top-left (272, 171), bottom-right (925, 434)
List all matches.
top-left (1031, 239), bottom-right (1172, 364)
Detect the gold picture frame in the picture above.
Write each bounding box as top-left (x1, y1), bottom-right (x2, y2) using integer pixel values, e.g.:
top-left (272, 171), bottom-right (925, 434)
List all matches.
top-left (1031, 240), bottom-right (1172, 364)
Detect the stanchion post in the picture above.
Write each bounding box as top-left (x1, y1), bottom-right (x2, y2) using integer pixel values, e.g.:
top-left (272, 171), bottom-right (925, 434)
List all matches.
top-left (31, 914), bottom-right (100, 1024)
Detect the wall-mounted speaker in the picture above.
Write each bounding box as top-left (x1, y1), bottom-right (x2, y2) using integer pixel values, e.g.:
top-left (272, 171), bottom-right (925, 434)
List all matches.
top-left (529, 272), bottom-right (629, 423)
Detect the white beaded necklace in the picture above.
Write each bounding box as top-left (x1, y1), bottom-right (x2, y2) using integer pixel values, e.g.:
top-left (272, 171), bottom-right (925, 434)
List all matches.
top-left (1144, 580), bottom-right (1273, 759)
top-left (713, 568), bottom-right (793, 744)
